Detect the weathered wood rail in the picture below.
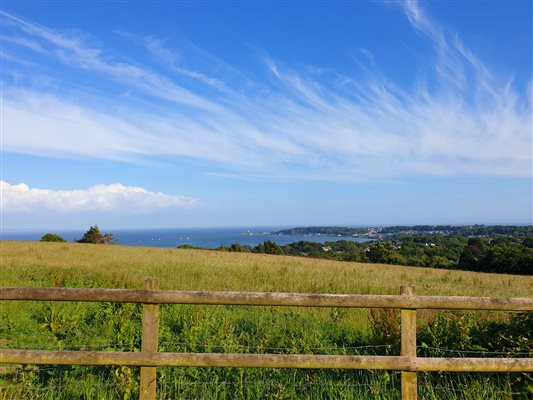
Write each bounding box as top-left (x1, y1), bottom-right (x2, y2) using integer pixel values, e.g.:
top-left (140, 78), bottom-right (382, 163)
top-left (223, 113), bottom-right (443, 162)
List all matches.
top-left (1, 280), bottom-right (532, 400)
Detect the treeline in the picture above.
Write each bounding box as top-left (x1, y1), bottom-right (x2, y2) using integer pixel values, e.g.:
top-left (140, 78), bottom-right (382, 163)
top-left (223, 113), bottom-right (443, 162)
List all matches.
top-left (217, 235), bottom-right (533, 275)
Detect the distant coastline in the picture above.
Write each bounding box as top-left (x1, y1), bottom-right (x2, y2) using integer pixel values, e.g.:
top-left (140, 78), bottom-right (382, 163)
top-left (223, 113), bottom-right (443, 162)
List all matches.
top-left (273, 225), bottom-right (533, 239)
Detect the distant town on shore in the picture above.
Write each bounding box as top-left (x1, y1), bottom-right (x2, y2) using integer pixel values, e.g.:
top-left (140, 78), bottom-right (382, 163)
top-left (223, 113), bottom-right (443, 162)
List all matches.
top-left (273, 225), bottom-right (532, 239)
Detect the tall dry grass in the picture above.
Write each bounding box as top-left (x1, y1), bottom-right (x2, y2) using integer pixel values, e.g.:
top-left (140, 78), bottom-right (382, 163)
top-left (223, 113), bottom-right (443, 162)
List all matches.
top-left (1, 241), bottom-right (531, 297)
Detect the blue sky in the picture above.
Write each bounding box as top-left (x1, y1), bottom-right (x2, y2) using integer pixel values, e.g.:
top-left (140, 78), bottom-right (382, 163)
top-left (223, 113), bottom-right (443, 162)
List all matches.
top-left (1, 1), bottom-right (532, 230)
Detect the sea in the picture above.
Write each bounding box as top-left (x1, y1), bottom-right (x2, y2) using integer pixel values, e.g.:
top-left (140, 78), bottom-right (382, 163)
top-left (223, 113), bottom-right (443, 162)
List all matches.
top-left (1, 227), bottom-right (369, 249)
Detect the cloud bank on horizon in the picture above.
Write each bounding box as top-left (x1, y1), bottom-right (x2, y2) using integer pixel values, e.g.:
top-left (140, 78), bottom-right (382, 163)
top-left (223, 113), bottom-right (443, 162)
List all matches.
top-left (1, 181), bottom-right (198, 213)
top-left (1, 0), bottom-right (530, 187)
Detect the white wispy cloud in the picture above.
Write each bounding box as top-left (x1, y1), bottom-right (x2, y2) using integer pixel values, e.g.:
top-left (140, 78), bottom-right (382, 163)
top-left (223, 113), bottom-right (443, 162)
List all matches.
top-left (1, 181), bottom-right (198, 212)
top-left (139, 35), bottom-right (227, 91)
top-left (1, 6), bottom-right (531, 181)
top-left (0, 11), bottom-right (219, 112)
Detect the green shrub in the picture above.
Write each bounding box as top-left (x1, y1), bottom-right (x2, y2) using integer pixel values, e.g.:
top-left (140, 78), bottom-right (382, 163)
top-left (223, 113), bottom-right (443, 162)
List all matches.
top-left (40, 233), bottom-right (66, 242)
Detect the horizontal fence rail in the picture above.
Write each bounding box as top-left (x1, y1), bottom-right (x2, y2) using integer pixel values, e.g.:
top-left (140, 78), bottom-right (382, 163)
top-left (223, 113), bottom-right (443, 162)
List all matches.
top-left (1, 286), bottom-right (532, 310)
top-left (2, 350), bottom-right (532, 372)
top-left (1, 280), bottom-right (532, 400)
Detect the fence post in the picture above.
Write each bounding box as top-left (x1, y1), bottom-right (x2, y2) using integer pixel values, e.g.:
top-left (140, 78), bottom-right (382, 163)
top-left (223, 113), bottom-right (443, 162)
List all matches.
top-left (401, 286), bottom-right (417, 400)
top-left (140, 278), bottom-right (160, 400)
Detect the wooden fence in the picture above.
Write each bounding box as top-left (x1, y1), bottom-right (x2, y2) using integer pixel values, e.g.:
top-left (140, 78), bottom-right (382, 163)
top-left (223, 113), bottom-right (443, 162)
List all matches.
top-left (1, 279), bottom-right (532, 400)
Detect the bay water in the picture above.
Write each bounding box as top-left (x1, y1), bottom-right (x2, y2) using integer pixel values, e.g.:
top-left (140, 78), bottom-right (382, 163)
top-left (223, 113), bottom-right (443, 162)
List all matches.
top-left (1, 227), bottom-right (369, 249)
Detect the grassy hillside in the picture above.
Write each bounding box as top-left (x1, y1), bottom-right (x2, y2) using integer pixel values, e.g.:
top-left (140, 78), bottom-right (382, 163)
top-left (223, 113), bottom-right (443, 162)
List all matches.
top-left (2, 241), bottom-right (531, 296)
top-left (1, 241), bottom-right (532, 399)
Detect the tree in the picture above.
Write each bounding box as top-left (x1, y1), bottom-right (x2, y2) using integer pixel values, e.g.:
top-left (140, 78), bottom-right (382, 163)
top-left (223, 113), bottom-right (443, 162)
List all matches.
top-left (458, 246), bottom-right (478, 269)
top-left (523, 236), bottom-right (533, 249)
top-left (430, 256), bottom-right (455, 269)
top-left (255, 240), bottom-right (283, 255)
top-left (458, 237), bottom-right (485, 270)
top-left (228, 243), bottom-right (251, 252)
top-left (40, 233), bottom-right (66, 242)
top-left (367, 242), bottom-right (394, 263)
top-left (102, 233), bottom-right (116, 245)
top-left (77, 225), bottom-right (115, 244)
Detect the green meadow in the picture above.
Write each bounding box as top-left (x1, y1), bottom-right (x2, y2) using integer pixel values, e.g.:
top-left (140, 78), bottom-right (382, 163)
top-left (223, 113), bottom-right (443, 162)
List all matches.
top-left (1, 241), bottom-right (532, 399)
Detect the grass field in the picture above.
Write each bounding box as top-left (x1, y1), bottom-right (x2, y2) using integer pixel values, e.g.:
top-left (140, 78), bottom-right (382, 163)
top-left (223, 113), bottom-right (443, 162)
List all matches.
top-left (1, 241), bottom-right (532, 399)
top-left (2, 241), bottom-right (531, 295)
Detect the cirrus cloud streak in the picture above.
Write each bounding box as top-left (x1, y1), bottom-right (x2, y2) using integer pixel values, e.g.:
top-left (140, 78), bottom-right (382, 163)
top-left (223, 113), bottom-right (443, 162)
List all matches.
top-left (0, 3), bottom-right (531, 181)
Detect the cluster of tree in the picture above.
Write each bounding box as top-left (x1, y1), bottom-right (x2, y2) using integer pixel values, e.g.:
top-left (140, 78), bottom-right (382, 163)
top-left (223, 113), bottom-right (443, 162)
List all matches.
top-left (40, 225), bottom-right (115, 245)
top-left (219, 234), bottom-right (533, 275)
top-left (219, 240), bottom-right (284, 255)
top-left (458, 237), bottom-right (532, 275)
